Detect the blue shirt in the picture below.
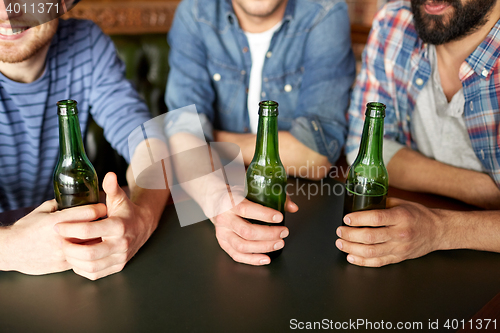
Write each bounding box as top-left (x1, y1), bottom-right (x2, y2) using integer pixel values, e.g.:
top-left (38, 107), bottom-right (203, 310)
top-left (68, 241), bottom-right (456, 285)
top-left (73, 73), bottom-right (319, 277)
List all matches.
top-left (0, 19), bottom-right (154, 212)
top-left (166, 0), bottom-right (355, 164)
top-left (347, 0), bottom-right (500, 186)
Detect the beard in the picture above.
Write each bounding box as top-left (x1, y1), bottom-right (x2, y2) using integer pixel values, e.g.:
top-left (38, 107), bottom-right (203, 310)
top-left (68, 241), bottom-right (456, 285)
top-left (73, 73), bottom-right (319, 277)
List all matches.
top-left (0, 19), bottom-right (58, 63)
top-left (411, 0), bottom-right (497, 45)
top-left (232, 0), bottom-right (287, 18)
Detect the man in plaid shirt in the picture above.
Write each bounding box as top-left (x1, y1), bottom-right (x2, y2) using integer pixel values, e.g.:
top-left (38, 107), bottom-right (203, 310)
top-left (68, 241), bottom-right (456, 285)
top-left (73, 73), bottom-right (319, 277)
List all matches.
top-left (336, 0), bottom-right (500, 266)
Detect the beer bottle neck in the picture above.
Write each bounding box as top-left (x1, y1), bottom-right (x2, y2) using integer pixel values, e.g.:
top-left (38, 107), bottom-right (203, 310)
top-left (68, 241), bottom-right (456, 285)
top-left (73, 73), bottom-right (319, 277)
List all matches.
top-left (58, 113), bottom-right (87, 160)
top-left (253, 115), bottom-right (280, 163)
top-left (355, 116), bottom-right (384, 164)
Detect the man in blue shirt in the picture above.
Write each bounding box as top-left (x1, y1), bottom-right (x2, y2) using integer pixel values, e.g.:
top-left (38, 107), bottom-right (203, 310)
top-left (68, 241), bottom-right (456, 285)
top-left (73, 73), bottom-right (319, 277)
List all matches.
top-left (166, 0), bottom-right (355, 265)
top-left (0, 8), bottom-right (169, 279)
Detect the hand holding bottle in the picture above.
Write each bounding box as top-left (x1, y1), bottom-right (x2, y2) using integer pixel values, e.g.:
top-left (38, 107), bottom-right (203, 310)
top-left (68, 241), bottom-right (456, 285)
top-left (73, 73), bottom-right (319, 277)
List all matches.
top-left (211, 196), bottom-right (298, 266)
top-left (0, 200), bottom-right (106, 275)
top-left (55, 172), bottom-right (157, 280)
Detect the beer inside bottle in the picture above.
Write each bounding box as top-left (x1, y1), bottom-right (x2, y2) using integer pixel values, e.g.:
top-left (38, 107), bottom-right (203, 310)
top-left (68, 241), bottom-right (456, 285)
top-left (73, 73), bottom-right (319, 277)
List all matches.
top-left (246, 101), bottom-right (287, 260)
top-left (53, 100), bottom-right (99, 210)
top-left (343, 102), bottom-right (388, 217)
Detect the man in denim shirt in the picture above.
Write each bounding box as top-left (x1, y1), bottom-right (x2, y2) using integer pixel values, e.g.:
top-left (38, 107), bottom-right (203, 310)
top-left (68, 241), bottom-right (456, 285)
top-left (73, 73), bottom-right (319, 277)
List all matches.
top-left (166, 0), bottom-right (355, 265)
top-left (166, 0), bottom-right (355, 179)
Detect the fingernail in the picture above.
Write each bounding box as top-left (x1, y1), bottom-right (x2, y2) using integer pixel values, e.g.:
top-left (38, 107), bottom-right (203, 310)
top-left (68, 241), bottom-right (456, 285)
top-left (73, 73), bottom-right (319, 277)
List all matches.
top-left (336, 228), bottom-right (342, 237)
top-left (344, 216), bottom-right (351, 225)
top-left (53, 225), bottom-right (59, 233)
top-left (260, 258), bottom-right (270, 265)
top-left (274, 241), bottom-right (284, 250)
top-left (336, 240), bottom-right (343, 250)
top-left (273, 214), bottom-right (282, 222)
top-left (280, 229), bottom-right (289, 238)
top-left (347, 255), bottom-right (354, 263)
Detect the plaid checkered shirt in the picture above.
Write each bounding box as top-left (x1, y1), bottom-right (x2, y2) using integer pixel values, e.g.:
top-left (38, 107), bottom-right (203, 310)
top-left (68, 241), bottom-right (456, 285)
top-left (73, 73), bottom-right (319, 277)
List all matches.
top-left (346, 0), bottom-right (500, 187)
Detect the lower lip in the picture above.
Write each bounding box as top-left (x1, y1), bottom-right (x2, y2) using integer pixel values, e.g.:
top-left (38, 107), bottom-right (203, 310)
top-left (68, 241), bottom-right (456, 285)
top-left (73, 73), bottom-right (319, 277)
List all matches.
top-left (424, 2), bottom-right (451, 15)
top-left (0, 28), bottom-right (30, 41)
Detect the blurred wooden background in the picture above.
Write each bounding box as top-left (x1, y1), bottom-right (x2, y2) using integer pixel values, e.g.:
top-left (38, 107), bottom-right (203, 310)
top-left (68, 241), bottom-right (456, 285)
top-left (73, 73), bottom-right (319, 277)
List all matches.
top-left (62, 0), bottom-right (382, 61)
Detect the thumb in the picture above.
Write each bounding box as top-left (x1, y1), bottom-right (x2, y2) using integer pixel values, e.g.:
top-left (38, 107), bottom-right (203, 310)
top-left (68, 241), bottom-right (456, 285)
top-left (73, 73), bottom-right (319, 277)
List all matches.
top-left (103, 172), bottom-right (126, 211)
top-left (386, 197), bottom-right (408, 208)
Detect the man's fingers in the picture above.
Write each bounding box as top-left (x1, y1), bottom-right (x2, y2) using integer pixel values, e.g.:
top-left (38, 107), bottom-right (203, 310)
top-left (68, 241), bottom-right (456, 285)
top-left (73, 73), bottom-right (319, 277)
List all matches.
top-left (72, 263), bottom-right (126, 281)
top-left (337, 226), bottom-right (391, 245)
top-left (217, 236), bottom-right (272, 266)
top-left (223, 229), bottom-right (285, 254)
top-left (344, 208), bottom-right (394, 227)
top-left (335, 239), bottom-right (391, 259)
top-left (285, 196), bottom-right (299, 213)
top-left (52, 203), bottom-right (107, 223)
top-left (345, 254), bottom-right (396, 268)
top-left (66, 252), bottom-right (127, 274)
top-left (37, 199), bottom-right (58, 213)
top-left (233, 199), bottom-right (283, 223)
top-left (61, 239), bottom-right (114, 261)
top-left (386, 197), bottom-right (408, 208)
top-left (55, 217), bottom-right (125, 239)
top-left (224, 214), bottom-right (288, 241)
top-left (103, 172), bottom-right (128, 212)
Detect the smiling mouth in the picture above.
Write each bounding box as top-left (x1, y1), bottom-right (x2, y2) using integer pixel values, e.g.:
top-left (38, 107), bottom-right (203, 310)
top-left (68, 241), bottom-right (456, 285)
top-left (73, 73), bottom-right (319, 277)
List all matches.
top-left (0, 27), bottom-right (30, 36)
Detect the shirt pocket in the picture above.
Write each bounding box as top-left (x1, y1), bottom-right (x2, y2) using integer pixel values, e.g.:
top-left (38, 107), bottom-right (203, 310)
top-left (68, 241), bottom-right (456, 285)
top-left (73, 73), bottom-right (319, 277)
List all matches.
top-left (207, 58), bottom-right (245, 115)
top-left (264, 67), bottom-right (304, 121)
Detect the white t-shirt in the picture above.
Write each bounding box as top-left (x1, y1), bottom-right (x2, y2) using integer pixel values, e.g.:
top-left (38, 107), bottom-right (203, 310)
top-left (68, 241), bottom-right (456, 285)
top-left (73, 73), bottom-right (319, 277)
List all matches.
top-left (347, 45), bottom-right (484, 173)
top-left (245, 22), bottom-right (282, 134)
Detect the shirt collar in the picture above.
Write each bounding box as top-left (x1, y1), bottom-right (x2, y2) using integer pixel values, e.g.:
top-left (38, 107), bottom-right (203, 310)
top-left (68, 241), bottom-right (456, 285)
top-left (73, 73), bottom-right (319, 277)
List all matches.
top-left (464, 18), bottom-right (500, 80)
top-left (225, 0), bottom-right (296, 25)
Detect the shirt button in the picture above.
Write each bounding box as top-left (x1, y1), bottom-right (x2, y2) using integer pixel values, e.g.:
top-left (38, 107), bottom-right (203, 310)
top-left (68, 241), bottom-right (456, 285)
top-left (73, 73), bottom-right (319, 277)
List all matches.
top-left (246, 88), bottom-right (249, 94)
top-left (263, 77), bottom-right (268, 83)
top-left (243, 127), bottom-right (249, 132)
top-left (470, 101), bottom-right (474, 111)
top-left (284, 84), bottom-right (292, 92)
top-left (261, 92), bottom-right (266, 98)
top-left (406, 115), bottom-right (411, 121)
top-left (482, 69), bottom-right (488, 77)
top-left (266, 51), bottom-right (272, 58)
top-left (415, 78), bottom-right (424, 86)
top-left (213, 73), bottom-right (221, 81)
top-left (243, 47), bottom-right (249, 53)
top-left (241, 70), bottom-right (246, 75)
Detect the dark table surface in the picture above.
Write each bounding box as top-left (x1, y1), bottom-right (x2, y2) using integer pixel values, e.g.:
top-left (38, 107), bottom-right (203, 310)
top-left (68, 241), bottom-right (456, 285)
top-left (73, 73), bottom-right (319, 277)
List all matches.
top-left (1, 176), bottom-right (499, 333)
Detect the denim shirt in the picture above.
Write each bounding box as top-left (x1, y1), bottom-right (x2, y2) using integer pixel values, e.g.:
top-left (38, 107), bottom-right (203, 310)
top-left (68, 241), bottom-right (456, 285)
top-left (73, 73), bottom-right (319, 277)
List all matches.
top-left (165, 0), bottom-right (355, 164)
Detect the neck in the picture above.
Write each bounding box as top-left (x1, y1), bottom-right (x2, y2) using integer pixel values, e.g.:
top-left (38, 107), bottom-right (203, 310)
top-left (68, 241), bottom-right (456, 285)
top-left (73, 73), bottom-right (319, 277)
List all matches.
top-left (0, 42), bottom-right (50, 83)
top-left (233, 0), bottom-right (288, 33)
top-left (58, 113), bottom-right (86, 159)
top-left (357, 116), bottom-right (384, 164)
top-left (436, 3), bottom-right (500, 66)
top-left (253, 115), bottom-right (280, 163)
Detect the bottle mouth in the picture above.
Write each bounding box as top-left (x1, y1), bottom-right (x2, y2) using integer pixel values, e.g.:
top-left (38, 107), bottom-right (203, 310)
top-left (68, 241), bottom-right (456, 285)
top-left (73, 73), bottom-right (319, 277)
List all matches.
top-left (57, 100), bottom-right (78, 115)
top-left (259, 100), bottom-right (279, 116)
top-left (365, 102), bottom-right (386, 118)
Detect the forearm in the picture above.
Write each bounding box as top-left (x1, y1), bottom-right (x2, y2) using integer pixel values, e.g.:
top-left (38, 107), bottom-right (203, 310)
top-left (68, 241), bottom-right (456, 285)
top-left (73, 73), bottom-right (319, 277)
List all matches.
top-left (215, 130), bottom-right (331, 180)
top-left (127, 139), bottom-right (170, 229)
top-left (387, 148), bottom-right (500, 209)
top-left (436, 209), bottom-right (500, 252)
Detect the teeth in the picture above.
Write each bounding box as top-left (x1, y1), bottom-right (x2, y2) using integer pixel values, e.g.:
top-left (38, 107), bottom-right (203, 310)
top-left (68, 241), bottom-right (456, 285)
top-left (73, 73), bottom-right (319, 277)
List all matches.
top-left (0, 27), bottom-right (27, 36)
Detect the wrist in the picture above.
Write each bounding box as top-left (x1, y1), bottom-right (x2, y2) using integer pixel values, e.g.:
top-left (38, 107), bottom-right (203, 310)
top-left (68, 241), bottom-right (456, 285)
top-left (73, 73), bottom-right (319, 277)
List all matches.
top-left (0, 226), bottom-right (13, 271)
top-left (431, 209), bottom-right (457, 251)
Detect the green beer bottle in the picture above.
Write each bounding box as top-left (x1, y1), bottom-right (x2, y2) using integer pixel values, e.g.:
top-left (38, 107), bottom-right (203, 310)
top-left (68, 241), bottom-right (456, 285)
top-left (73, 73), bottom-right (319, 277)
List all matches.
top-left (53, 100), bottom-right (99, 210)
top-left (246, 101), bottom-right (287, 259)
top-left (343, 102), bottom-right (388, 217)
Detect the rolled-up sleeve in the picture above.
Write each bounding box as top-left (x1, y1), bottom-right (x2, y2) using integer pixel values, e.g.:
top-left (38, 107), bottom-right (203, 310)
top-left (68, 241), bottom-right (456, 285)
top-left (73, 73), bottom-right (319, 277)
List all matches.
top-left (292, 2), bottom-right (356, 164)
top-left (165, 0), bottom-right (216, 142)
